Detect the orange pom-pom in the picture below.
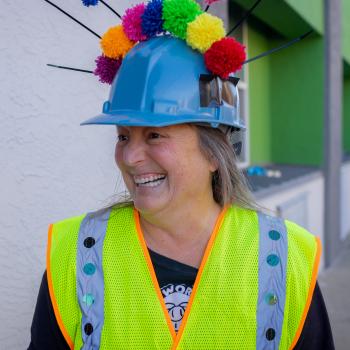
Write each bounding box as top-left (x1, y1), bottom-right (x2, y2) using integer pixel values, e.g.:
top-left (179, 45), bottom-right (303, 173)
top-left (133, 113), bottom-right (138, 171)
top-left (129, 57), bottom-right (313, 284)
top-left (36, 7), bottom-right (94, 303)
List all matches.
top-left (100, 25), bottom-right (135, 59)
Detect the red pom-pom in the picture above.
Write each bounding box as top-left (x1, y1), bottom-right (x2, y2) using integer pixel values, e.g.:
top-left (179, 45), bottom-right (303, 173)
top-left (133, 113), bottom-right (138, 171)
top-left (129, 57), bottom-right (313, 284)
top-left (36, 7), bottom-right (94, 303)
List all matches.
top-left (204, 37), bottom-right (246, 79)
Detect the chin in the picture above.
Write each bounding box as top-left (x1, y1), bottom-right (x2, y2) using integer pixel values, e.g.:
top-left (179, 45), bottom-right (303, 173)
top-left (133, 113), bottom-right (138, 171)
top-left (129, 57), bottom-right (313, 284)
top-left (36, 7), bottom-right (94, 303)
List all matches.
top-left (133, 195), bottom-right (172, 216)
top-left (130, 183), bottom-right (171, 215)
top-left (133, 196), bottom-right (162, 213)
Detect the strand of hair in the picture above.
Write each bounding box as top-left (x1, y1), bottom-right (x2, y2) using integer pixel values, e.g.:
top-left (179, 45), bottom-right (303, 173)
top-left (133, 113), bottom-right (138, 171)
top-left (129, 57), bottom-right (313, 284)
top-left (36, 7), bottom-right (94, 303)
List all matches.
top-left (43, 0), bottom-right (101, 39)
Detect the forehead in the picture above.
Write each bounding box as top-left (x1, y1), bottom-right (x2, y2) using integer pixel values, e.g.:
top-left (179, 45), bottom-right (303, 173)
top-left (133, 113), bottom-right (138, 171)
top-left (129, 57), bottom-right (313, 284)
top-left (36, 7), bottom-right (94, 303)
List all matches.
top-left (116, 124), bottom-right (196, 135)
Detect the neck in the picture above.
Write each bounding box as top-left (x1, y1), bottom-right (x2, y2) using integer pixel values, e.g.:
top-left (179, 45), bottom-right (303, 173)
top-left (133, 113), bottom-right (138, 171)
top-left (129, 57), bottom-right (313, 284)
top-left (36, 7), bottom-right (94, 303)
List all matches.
top-left (138, 199), bottom-right (223, 267)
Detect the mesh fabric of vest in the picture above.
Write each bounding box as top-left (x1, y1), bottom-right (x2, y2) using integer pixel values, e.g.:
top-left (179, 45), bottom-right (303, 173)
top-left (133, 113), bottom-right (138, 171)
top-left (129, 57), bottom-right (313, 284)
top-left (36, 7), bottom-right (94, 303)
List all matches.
top-left (48, 205), bottom-right (318, 350)
top-left (48, 215), bottom-right (85, 349)
top-left (176, 205), bottom-right (259, 349)
top-left (280, 220), bottom-right (318, 349)
top-left (101, 207), bottom-right (173, 349)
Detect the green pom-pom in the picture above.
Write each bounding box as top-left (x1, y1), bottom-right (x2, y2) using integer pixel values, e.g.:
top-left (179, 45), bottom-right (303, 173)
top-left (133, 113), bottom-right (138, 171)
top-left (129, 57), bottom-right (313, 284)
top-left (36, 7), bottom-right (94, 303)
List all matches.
top-left (162, 0), bottom-right (202, 39)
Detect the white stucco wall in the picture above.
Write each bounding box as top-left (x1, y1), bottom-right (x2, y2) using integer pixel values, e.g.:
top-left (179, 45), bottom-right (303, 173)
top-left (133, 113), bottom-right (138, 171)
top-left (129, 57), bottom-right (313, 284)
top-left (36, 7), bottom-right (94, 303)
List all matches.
top-left (0, 0), bottom-right (134, 348)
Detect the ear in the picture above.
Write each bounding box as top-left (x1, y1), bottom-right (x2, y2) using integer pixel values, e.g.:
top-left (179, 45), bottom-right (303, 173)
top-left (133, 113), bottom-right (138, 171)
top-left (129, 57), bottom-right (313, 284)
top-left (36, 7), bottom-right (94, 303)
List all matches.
top-left (208, 156), bottom-right (218, 173)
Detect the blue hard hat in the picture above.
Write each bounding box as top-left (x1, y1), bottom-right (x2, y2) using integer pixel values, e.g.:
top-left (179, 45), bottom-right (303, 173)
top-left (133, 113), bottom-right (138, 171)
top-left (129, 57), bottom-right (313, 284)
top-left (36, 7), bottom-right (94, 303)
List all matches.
top-left (81, 35), bottom-right (245, 129)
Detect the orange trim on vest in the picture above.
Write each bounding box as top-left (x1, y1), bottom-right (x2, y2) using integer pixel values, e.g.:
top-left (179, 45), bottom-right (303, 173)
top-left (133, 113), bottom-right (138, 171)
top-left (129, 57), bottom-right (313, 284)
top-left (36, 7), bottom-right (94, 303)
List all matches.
top-left (133, 209), bottom-right (177, 340)
top-left (46, 224), bottom-right (74, 350)
top-left (171, 205), bottom-right (228, 349)
top-left (289, 236), bottom-right (322, 350)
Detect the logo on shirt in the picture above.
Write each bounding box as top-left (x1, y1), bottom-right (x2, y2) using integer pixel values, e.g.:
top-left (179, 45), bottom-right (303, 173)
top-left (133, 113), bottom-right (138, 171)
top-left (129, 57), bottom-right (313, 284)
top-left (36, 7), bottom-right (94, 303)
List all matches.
top-left (161, 284), bottom-right (193, 332)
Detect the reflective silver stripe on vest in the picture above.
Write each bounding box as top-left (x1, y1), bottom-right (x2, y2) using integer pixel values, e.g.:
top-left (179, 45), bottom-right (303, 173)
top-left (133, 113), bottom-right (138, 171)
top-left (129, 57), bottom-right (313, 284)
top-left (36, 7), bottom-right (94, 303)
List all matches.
top-left (77, 208), bottom-right (111, 350)
top-left (256, 212), bottom-right (288, 350)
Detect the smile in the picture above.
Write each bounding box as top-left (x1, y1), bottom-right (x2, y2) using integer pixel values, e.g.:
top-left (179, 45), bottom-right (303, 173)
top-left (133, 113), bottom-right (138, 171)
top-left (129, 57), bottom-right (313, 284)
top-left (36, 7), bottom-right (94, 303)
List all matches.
top-left (134, 174), bottom-right (166, 187)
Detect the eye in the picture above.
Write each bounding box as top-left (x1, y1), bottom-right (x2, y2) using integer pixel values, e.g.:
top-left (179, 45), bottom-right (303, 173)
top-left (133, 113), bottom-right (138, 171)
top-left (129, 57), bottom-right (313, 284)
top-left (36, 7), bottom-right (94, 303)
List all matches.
top-left (149, 132), bottom-right (161, 139)
top-left (117, 134), bottom-right (128, 142)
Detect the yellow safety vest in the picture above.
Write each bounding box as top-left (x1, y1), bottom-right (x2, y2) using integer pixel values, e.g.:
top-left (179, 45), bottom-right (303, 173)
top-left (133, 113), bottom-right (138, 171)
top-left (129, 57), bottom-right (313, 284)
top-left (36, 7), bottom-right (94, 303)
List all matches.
top-left (47, 205), bottom-right (320, 349)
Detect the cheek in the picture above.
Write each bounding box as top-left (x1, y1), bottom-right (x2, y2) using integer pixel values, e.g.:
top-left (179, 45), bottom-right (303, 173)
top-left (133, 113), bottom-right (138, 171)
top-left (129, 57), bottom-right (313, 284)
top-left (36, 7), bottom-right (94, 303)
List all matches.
top-left (114, 145), bottom-right (122, 168)
top-left (185, 153), bottom-right (213, 185)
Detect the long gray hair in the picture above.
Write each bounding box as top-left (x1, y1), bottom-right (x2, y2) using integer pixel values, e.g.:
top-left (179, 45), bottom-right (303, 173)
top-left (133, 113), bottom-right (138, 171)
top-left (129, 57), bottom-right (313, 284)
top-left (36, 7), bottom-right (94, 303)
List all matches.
top-left (196, 125), bottom-right (257, 210)
top-left (109, 125), bottom-right (258, 211)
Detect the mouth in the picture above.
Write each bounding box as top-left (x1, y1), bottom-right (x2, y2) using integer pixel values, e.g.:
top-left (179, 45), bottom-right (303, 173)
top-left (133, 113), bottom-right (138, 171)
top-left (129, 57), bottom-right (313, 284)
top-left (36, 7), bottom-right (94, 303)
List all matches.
top-left (133, 174), bottom-right (167, 187)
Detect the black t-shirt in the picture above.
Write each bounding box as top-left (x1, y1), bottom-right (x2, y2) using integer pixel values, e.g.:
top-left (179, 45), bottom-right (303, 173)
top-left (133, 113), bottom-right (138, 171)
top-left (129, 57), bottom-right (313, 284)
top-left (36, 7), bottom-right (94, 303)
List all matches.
top-left (28, 249), bottom-right (334, 349)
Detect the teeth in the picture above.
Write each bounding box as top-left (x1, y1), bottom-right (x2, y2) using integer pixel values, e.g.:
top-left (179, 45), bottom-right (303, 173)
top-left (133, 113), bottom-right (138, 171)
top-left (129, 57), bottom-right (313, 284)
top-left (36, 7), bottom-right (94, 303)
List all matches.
top-left (134, 175), bottom-right (166, 186)
top-left (138, 179), bottom-right (164, 187)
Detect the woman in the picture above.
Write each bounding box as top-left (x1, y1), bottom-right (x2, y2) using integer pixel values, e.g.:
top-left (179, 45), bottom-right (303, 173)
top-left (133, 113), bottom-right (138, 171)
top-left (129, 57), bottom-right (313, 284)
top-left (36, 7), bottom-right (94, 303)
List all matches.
top-left (29, 1), bottom-right (334, 348)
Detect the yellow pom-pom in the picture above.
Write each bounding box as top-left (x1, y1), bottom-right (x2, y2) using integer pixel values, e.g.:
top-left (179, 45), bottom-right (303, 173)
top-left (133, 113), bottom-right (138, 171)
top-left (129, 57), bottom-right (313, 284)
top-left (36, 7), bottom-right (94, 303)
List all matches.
top-left (186, 13), bottom-right (225, 53)
top-left (100, 25), bottom-right (135, 59)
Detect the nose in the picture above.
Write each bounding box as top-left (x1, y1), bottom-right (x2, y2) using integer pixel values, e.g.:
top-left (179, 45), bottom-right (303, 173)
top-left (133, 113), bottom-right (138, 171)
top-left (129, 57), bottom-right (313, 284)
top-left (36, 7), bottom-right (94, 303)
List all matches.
top-left (117, 138), bottom-right (146, 167)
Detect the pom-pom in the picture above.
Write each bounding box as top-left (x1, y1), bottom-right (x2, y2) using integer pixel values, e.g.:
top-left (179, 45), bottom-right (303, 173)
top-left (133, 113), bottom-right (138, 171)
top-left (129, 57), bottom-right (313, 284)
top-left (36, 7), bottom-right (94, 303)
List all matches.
top-left (100, 25), bottom-right (135, 59)
top-left (122, 3), bottom-right (148, 42)
top-left (204, 37), bottom-right (246, 78)
top-left (141, 0), bottom-right (164, 38)
top-left (162, 0), bottom-right (202, 39)
top-left (186, 13), bottom-right (225, 53)
top-left (82, 0), bottom-right (99, 6)
top-left (204, 0), bottom-right (221, 5)
top-left (94, 55), bottom-right (122, 85)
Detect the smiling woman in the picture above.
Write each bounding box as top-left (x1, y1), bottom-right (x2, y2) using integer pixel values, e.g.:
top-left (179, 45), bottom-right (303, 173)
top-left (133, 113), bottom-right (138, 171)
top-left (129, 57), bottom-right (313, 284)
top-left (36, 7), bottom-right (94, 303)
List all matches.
top-left (113, 124), bottom-right (257, 268)
top-left (115, 125), bottom-right (221, 267)
top-left (29, 0), bottom-right (334, 349)
top-left (115, 125), bottom-right (216, 216)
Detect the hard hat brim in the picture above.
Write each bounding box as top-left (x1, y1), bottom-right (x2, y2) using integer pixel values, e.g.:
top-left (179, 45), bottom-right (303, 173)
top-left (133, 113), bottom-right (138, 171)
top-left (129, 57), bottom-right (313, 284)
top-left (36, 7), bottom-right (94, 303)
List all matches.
top-left (81, 110), bottom-right (246, 129)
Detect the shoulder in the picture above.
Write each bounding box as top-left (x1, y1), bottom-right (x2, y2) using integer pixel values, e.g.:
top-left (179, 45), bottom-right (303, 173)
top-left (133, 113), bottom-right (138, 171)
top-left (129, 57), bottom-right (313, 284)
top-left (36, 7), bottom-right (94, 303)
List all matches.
top-left (49, 214), bottom-right (87, 250)
top-left (50, 205), bottom-right (135, 238)
top-left (226, 205), bottom-right (259, 226)
top-left (232, 206), bottom-right (318, 239)
top-left (285, 219), bottom-right (316, 241)
top-left (228, 206), bottom-right (320, 250)
top-left (284, 220), bottom-right (321, 260)
top-left (51, 213), bottom-right (86, 231)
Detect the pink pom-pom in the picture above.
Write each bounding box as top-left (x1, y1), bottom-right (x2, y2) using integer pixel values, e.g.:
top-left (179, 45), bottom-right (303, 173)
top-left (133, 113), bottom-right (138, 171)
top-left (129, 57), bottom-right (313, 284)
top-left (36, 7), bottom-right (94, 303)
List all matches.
top-left (204, 37), bottom-right (246, 79)
top-left (204, 0), bottom-right (221, 5)
top-left (94, 55), bottom-right (122, 85)
top-left (122, 3), bottom-right (148, 42)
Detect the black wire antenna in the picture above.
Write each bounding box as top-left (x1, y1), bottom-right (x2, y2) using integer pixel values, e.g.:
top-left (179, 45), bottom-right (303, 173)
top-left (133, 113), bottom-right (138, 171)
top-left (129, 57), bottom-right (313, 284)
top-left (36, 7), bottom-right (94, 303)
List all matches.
top-left (205, 0), bottom-right (262, 34)
top-left (44, 0), bottom-right (312, 77)
top-left (99, 0), bottom-right (122, 19)
top-left (47, 31), bottom-right (314, 75)
top-left (43, 0), bottom-right (101, 38)
top-left (227, 0), bottom-right (263, 36)
top-left (243, 30), bottom-right (313, 65)
top-left (47, 64), bottom-right (93, 74)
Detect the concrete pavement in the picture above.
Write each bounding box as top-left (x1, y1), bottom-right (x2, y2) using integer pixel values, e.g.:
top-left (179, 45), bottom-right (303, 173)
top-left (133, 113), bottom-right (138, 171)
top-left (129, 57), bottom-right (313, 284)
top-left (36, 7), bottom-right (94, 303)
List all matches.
top-left (319, 237), bottom-right (350, 350)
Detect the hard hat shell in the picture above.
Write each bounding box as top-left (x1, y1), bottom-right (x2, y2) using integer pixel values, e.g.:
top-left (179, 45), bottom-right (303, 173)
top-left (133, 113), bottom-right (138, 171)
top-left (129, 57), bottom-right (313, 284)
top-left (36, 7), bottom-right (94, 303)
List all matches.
top-left (82, 35), bottom-right (245, 129)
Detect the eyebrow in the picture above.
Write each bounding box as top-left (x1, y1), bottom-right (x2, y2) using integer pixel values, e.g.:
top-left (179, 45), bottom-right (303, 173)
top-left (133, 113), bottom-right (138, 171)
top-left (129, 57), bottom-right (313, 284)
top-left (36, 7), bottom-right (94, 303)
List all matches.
top-left (116, 126), bottom-right (164, 134)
